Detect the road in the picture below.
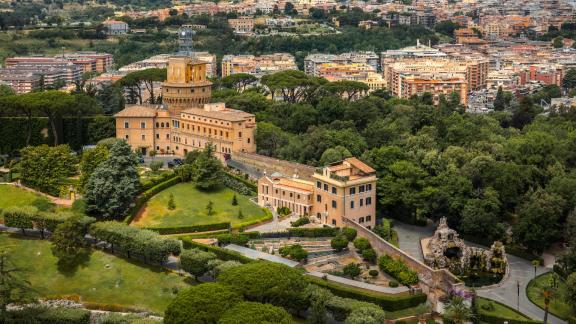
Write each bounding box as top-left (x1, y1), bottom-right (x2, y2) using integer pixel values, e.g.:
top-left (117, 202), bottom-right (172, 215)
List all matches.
top-left (391, 220), bottom-right (565, 323)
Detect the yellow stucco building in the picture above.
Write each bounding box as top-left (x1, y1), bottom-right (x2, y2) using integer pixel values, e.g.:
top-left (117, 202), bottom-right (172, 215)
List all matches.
top-left (115, 56), bottom-right (256, 158)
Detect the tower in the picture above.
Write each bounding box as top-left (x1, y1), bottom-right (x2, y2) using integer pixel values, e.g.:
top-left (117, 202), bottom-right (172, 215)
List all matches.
top-left (178, 25), bottom-right (196, 56)
top-left (162, 56), bottom-right (212, 116)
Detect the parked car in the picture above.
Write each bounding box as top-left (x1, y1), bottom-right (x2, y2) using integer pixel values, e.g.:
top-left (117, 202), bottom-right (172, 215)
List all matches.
top-left (167, 161), bottom-right (175, 168)
top-left (172, 158), bottom-right (183, 165)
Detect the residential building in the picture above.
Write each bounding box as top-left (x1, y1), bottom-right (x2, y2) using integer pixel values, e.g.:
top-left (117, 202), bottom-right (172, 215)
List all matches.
top-left (221, 53), bottom-right (297, 77)
top-left (258, 157), bottom-right (377, 228)
top-left (5, 52), bottom-right (113, 73)
top-left (305, 51), bottom-right (379, 75)
top-left (102, 19), bottom-right (130, 35)
top-left (228, 16), bottom-right (255, 34)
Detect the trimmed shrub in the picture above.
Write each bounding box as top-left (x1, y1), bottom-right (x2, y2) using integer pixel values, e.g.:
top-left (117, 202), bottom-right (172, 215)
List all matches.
top-left (288, 227), bottom-right (340, 237)
top-left (389, 281), bottom-right (399, 288)
top-left (378, 255), bottom-right (419, 286)
top-left (291, 216), bottom-right (310, 227)
top-left (215, 233), bottom-right (251, 246)
top-left (278, 244), bottom-right (308, 261)
top-left (369, 270), bottom-right (379, 277)
top-left (305, 275), bottom-right (426, 311)
top-left (222, 172), bottom-right (256, 195)
top-left (145, 222), bottom-right (230, 235)
top-left (331, 235), bottom-right (349, 252)
top-left (362, 248), bottom-right (377, 263)
top-left (353, 237), bottom-right (371, 251)
top-left (345, 307), bottom-right (386, 324)
top-left (180, 248), bottom-right (217, 278)
top-left (164, 283), bottom-right (243, 324)
top-left (218, 301), bottom-right (292, 324)
top-left (149, 161), bottom-right (163, 172)
top-left (325, 296), bottom-right (384, 322)
top-left (180, 237), bottom-right (254, 263)
top-left (342, 227), bottom-right (357, 241)
top-left (6, 307), bottom-right (90, 323)
top-left (3, 206), bottom-right (36, 234)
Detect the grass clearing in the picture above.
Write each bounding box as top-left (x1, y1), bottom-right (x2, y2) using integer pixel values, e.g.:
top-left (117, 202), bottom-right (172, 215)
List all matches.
top-left (0, 184), bottom-right (54, 213)
top-left (476, 296), bottom-right (533, 321)
top-left (527, 272), bottom-right (572, 320)
top-left (133, 183), bottom-right (267, 228)
top-left (0, 233), bottom-right (189, 313)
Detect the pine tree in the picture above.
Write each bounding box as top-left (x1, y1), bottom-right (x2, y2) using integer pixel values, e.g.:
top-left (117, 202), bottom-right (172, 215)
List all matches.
top-left (493, 86), bottom-right (506, 111)
top-left (206, 201), bottom-right (214, 216)
top-left (168, 193), bottom-right (176, 210)
top-left (238, 209), bottom-right (244, 219)
top-left (192, 144), bottom-right (224, 190)
top-left (232, 194), bottom-right (238, 206)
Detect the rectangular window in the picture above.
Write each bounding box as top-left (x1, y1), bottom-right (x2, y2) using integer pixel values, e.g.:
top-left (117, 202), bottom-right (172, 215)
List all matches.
top-left (350, 201), bottom-right (354, 209)
top-left (331, 187), bottom-right (337, 194)
top-left (366, 184), bottom-right (372, 191)
top-left (124, 122), bottom-right (129, 128)
top-left (323, 184), bottom-right (328, 191)
top-left (366, 197), bottom-right (372, 205)
top-left (125, 135), bottom-right (129, 139)
top-left (366, 215), bottom-right (372, 222)
top-left (360, 199), bottom-right (364, 207)
top-left (238, 132), bottom-right (242, 138)
top-left (316, 181), bottom-right (321, 189)
top-left (156, 134), bottom-right (159, 139)
top-left (141, 134), bottom-right (145, 140)
top-left (349, 187), bottom-right (356, 195)
top-left (332, 200), bottom-right (336, 208)
top-left (166, 134), bottom-right (169, 139)
top-left (316, 195), bottom-right (321, 202)
top-left (289, 193), bottom-right (293, 198)
top-left (140, 122), bottom-right (146, 129)
top-left (359, 185), bottom-right (365, 193)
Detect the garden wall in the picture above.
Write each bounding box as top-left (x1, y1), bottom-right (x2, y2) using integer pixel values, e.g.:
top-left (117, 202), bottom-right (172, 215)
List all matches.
top-left (229, 152), bottom-right (315, 181)
top-left (342, 218), bottom-right (465, 306)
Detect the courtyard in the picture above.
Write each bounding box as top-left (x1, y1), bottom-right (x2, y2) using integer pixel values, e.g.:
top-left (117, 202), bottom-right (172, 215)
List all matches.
top-left (0, 232), bottom-right (189, 313)
top-left (132, 183), bottom-right (268, 228)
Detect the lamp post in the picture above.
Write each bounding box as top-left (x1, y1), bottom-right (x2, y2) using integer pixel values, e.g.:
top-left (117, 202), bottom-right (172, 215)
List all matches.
top-left (517, 280), bottom-right (520, 311)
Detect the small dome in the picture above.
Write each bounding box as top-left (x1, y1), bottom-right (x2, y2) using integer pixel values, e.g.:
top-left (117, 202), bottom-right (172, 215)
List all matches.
top-left (270, 172), bottom-right (283, 178)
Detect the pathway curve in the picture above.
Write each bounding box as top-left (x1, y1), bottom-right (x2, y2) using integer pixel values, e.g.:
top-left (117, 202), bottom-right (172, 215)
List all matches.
top-left (249, 209), bottom-right (299, 233)
top-left (391, 220), bottom-right (565, 323)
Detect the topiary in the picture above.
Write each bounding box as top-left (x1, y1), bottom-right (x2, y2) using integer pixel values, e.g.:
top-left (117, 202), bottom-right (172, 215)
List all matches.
top-left (389, 281), bottom-right (399, 288)
top-left (368, 269), bottom-right (379, 277)
top-left (164, 283), bottom-right (243, 324)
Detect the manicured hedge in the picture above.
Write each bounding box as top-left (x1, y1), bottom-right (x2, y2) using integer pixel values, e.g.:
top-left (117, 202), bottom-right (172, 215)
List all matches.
top-left (145, 222), bottom-right (230, 235)
top-left (222, 172), bottom-right (256, 196)
top-left (177, 230), bottom-right (230, 239)
top-left (6, 307), bottom-right (90, 324)
top-left (305, 275), bottom-right (427, 311)
top-left (140, 172), bottom-right (177, 192)
top-left (477, 313), bottom-right (542, 324)
top-left (180, 237), bottom-right (254, 264)
top-left (258, 227), bottom-right (341, 238)
top-left (378, 255), bottom-right (419, 286)
top-left (224, 171), bottom-right (257, 192)
top-left (124, 176), bottom-right (181, 224)
top-left (233, 208), bottom-right (273, 229)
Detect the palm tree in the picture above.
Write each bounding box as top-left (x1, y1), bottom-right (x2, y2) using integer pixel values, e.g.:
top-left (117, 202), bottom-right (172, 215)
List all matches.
top-left (542, 288), bottom-right (554, 324)
top-left (444, 295), bottom-right (474, 324)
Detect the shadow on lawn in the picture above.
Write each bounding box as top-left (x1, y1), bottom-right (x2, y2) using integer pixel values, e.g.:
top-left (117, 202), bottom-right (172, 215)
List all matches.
top-left (56, 248), bottom-right (92, 277)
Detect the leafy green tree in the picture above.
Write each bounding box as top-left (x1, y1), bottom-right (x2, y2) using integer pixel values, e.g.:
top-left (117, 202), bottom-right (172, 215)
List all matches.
top-left (319, 146), bottom-right (352, 166)
top-left (493, 86), bottom-right (507, 111)
top-left (305, 285), bottom-right (333, 324)
top-left (553, 36), bottom-right (564, 48)
top-left (260, 70), bottom-right (323, 103)
top-left (192, 144), bottom-right (224, 190)
top-left (206, 200), bottom-right (214, 216)
top-left (118, 68), bottom-right (166, 104)
top-left (255, 122), bottom-right (291, 156)
top-left (345, 307), bottom-right (386, 324)
top-left (564, 272), bottom-right (576, 310)
top-left (180, 249), bottom-right (217, 279)
top-left (0, 85), bottom-right (15, 97)
top-left (324, 80), bottom-right (370, 101)
top-left (331, 235), bottom-right (349, 252)
top-left (84, 140), bottom-right (140, 220)
top-left (19, 145), bottom-right (77, 195)
top-left (51, 216), bottom-right (90, 272)
top-left (0, 250), bottom-right (36, 321)
top-left (232, 194), bottom-right (238, 206)
top-left (459, 188), bottom-right (505, 241)
top-left (164, 283), bottom-right (243, 324)
top-left (513, 189), bottom-right (566, 253)
top-left (563, 68), bottom-right (576, 90)
top-left (87, 116), bottom-right (116, 144)
top-left (79, 145), bottom-right (109, 192)
top-left (149, 160), bottom-right (163, 172)
top-left (218, 262), bottom-right (308, 312)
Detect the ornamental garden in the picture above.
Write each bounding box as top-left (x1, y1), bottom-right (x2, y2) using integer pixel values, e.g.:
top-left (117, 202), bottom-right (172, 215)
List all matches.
top-left (0, 138), bottom-right (570, 323)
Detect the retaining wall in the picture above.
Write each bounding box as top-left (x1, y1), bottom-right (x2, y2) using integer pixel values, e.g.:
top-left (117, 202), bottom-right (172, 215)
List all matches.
top-left (230, 152), bottom-right (316, 181)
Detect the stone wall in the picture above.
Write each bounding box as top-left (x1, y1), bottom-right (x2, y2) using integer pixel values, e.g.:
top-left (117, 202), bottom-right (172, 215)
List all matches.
top-left (229, 152), bottom-right (316, 181)
top-left (342, 218), bottom-right (465, 305)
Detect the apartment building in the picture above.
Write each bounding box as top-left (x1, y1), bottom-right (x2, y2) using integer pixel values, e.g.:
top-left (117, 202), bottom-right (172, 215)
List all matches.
top-left (221, 53), bottom-right (297, 77)
top-left (228, 16), bottom-right (255, 34)
top-left (0, 73), bottom-right (41, 93)
top-left (115, 56), bottom-right (256, 158)
top-left (304, 51), bottom-right (379, 75)
top-left (102, 19), bottom-right (130, 35)
top-left (258, 157), bottom-right (377, 228)
top-left (0, 63), bottom-right (81, 92)
top-left (5, 52), bottom-right (113, 73)
top-left (315, 62), bottom-right (386, 92)
top-left (119, 53), bottom-right (217, 78)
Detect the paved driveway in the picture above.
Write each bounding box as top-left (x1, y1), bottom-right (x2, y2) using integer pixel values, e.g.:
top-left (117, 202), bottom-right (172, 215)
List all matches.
top-left (392, 220), bottom-right (565, 323)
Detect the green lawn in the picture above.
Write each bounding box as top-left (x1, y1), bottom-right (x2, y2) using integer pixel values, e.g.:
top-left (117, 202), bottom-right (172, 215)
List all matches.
top-left (0, 233), bottom-right (189, 313)
top-left (476, 296), bottom-right (533, 321)
top-left (133, 183), bottom-right (268, 228)
top-left (0, 185), bottom-right (53, 212)
top-left (527, 272), bottom-right (573, 320)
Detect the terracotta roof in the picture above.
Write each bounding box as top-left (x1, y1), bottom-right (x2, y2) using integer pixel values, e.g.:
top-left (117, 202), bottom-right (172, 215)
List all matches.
top-left (345, 157), bottom-right (375, 174)
top-left (277, 178), bottom-right (314, 192)
top-left (181, 107), bottom-right (254, 122)
top-left (114, 105), bottom-right (158, 118)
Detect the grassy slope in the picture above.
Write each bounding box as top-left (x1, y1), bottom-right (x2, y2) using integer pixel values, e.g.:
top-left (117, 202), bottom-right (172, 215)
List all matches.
top-left (133, 183), bottom-right (266, 228)
top-left (0, 233), bottom-right (189, 313)
top-left (476, 296), bottom-right (533, 321)
top-left (526, 272), bottom-right (572, 320)
top-left (0, 185), bottom-right (51, 210)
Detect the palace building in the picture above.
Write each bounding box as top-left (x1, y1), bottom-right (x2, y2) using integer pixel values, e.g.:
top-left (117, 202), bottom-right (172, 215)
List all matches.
top-left (257, 157), bottom-right (377, 228)
top-left (115, 56), bottom-right (256, 158)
